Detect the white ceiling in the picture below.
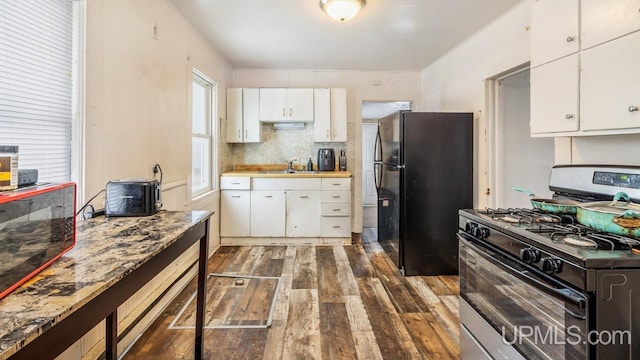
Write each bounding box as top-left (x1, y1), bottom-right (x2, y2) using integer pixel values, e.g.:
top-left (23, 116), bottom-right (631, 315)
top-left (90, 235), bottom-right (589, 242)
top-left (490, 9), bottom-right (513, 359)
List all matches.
top-left (169, 0), bottom-right (522, 71)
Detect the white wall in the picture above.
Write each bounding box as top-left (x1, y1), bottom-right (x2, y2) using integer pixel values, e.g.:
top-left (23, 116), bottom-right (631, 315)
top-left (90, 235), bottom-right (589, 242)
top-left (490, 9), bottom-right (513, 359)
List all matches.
top-left (420, 0), bottom-right (640, 209)
top-left (231, 69), bottom-right (422, 232)
top-left (86, 0), bottom-right (233, 239)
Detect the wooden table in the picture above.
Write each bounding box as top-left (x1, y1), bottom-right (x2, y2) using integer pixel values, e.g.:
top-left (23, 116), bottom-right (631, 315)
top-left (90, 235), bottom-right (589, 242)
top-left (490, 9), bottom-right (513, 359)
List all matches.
top-left (0, 211), bottom-right (211, 360)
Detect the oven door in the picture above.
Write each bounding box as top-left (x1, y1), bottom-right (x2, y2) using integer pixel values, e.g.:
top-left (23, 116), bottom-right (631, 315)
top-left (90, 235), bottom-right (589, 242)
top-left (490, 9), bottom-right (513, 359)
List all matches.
top-left (458, 233), bottom-right (590, 359)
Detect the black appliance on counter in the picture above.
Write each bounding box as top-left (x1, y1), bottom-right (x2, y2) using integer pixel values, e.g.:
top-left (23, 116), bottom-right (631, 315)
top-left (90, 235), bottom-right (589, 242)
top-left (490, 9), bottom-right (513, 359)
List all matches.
top-left (105, 178), bottom-right (161, 217)
top-left (374, 111), bottom-right (473, 275)
top-left (459, 165), bottom-right (640, 360)
top-left (317, 148), bottom-right (335, 171)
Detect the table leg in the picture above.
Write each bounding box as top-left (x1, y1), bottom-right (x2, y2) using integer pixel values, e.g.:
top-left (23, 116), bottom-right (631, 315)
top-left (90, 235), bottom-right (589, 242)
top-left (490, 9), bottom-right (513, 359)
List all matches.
top-left (106, 309), bottom-right (117, 360)
top-left (195, 219), bottom-right (209, 359)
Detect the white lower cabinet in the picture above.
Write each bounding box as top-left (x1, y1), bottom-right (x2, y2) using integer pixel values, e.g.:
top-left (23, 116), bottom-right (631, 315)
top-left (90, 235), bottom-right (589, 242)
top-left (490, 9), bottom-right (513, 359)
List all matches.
top-left (320, 178), bottom-right (352, 237)
top-left (286, 191), bottom-right (321, 237)
top-left (250, 190), bottom-right (286, 237)
top-left (220, 190), bottom-right (250, 237)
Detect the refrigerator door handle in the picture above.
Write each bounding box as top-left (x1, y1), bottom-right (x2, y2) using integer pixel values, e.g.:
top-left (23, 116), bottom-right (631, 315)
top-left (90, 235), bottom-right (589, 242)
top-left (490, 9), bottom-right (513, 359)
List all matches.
top-left (374, 163), bottom-right (383, 194)
top-left (374, 128), bottom-right (382, 163)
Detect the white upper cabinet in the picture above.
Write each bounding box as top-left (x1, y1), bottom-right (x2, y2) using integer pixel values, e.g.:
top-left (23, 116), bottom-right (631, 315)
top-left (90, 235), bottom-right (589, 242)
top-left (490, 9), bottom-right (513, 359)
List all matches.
top-left (581, 0), bottom-right (640, 50)
top-left (226, 88), bottom-right (261, 143)
top-left (530, 0), bottom-right (640, 136)
top-left (314, 88), bottom-right (347, 142)
top-left (581, 30), bottom-right (640, 131)
top-left (530, 54), bottom-right (580, 134)
top-left (259, 88), bottom-right (314, 122)
top-left (531, 0), bottom-right (580, 67)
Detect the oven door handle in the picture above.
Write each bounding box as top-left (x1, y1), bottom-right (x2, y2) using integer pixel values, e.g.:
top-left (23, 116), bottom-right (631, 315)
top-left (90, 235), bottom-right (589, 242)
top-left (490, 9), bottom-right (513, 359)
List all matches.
top-left (458, 233), bottom-right (587, 309)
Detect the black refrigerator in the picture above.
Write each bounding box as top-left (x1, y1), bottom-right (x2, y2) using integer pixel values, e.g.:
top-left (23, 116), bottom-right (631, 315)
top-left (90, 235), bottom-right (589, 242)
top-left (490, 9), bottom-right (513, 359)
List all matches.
top-left (375, 111), bottom-right (473, 276)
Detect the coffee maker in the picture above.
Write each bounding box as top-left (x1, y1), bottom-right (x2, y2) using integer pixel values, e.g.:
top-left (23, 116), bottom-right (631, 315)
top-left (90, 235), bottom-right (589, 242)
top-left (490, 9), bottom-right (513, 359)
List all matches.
top-left (317, 148), bottom-right (335, 171)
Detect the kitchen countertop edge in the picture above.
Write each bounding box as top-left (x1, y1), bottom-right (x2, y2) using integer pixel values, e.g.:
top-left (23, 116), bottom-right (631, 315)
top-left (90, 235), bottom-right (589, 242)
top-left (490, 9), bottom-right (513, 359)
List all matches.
top-left (221, 171), bottom-right (352, 178)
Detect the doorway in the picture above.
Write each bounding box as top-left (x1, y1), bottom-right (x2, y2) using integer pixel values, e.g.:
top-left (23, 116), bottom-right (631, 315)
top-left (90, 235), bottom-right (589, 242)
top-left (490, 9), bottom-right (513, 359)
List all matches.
top-left (488, 68), bottom-right (555, 208)
top-left (361, 101), bottom-right (411, 235)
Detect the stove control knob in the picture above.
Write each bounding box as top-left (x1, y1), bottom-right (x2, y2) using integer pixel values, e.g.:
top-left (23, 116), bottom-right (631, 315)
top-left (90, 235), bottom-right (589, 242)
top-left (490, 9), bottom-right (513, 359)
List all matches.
top-left (479, 227), bottom-right (490, 239)
top-left (541, 257), bottom-right (563, 274)
top-left (465, 222), bottom-right (478, 235)
top-left (520, 248), bottom-right (541, 264)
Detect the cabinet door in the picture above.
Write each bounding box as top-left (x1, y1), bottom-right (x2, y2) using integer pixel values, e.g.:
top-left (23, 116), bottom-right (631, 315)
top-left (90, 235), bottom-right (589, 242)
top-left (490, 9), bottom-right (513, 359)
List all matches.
top-left (242, 88), bottom-right (261, 142)
top-left (286, 89), bottom-right (314, 121)
top-left (582, 0), bottom-right (640, 50)
top-left (220, 190), bottom-right (250, 237)
top-left (226, 88), bottom-right (243, 143)
top-left (331, 88), bottom-right (348, 142)
top-left (531, 0), bottom-right (579, 67)
top-left (259, 88), bottom-right (287, 121)
top-left (530, 54), bottom-right (580, 135)
top-left (286, 191), bottom-right (321, 237)
top-left (250, 190), bottom-right (286, 237)
top-left (314, 88), bottom-right (331, 142)
top-left (581, 31), bottom-right (640, 131)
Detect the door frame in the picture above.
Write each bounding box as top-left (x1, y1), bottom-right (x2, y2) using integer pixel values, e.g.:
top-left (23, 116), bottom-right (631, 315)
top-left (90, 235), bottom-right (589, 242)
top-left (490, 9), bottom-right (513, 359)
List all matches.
top-left (485, 63), bottom-right (530, 209)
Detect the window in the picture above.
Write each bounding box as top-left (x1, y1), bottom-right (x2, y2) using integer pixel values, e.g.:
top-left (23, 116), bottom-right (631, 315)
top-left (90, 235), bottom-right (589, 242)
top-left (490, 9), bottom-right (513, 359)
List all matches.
top-left (191, 71), bottom-right (217, 196)
top-left (0, 0), bottom-right (81, 183)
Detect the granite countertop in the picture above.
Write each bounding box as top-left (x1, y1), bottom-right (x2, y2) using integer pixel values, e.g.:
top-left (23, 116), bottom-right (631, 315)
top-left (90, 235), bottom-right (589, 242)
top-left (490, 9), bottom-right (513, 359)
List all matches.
top-left (0, 210), bottom-right (211, 360)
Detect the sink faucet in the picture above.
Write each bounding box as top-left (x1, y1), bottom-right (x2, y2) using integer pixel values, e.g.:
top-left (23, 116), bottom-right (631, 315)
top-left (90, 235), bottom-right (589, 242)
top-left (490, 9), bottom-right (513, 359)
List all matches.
top-left (286, 160), bottom-right (294, 173)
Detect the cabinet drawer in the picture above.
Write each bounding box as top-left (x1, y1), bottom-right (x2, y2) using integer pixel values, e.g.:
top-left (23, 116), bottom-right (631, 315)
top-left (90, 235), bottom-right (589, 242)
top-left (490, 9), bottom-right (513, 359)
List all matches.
top-left (321, 178), bottom-right (351, 190)
top-left (252, 178), bottom-right (321, 190)
top-left (321, 191), bottom-right (351, 203)
top-left (321, 203), bottom-right (351, 216)
top-left (220, 177), bottom-right (251, 189)
top-left (321, 216), bottom-right (351, 237)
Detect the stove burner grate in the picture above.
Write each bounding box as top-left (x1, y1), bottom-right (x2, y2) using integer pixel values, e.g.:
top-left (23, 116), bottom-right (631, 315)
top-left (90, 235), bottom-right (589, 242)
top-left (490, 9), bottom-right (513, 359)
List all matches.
top-left (483, 207), bottom-right (639, 251)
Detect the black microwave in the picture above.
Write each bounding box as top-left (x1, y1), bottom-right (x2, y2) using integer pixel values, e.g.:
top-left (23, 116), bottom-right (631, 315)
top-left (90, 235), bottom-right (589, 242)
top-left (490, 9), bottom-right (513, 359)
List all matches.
top-left (0, 182), bottom-right (76, 299)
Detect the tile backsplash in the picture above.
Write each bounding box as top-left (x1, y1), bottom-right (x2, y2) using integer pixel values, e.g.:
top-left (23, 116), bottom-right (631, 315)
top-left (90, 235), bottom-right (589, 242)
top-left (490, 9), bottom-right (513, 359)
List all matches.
top-left (228, 122), bottom-right (352, 171)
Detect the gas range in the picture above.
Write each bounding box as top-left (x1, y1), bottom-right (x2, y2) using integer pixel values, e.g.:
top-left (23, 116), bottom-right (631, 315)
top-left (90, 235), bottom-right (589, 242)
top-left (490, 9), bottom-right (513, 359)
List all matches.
top-left (459, 165), bottom-right (640, 360)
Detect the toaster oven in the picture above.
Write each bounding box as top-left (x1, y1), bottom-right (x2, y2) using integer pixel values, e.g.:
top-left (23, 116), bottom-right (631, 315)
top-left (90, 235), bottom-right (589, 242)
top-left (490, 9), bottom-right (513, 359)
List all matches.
top-left (0, 182), bottom-right (76, 299)
top-left (105, 179), bottom-right (161, 217)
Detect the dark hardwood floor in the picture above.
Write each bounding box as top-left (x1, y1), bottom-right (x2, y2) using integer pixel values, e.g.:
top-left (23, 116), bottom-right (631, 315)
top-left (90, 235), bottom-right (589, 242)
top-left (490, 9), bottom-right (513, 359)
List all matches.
top-left (123, 236), bottom-right (460, 359)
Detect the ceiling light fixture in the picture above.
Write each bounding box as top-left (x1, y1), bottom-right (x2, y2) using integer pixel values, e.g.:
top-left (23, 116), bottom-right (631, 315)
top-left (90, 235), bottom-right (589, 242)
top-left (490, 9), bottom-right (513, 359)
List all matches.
top-left (319, 0), bottom-right (366, 22)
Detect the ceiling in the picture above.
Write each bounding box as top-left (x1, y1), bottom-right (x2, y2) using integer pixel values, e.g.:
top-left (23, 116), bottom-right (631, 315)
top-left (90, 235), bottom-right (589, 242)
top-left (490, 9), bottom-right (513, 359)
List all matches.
top-left (169, 0), bottom-right (522, 71)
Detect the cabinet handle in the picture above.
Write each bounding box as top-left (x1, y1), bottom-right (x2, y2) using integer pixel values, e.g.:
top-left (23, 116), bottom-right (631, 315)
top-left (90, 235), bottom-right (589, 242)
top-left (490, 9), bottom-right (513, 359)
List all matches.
top-left (289, 108), bottom-right (293, 117)
top-left (333, 129), bottom-right (336, 138)
top-left (300, 196), bottom-right (309, 199)
top-left (332, 209), bottom-right (341, 212)
top-left (265, 195), bottom-right (273, 198)
top-left (327, 129), bottom-right (330, 139)
top-left (629, 106), bottom-right (639, 112)
top-left (332, 183), bottom-right (341, 186)
top-left (566, 36), bottom-right (575, 42)
top-left (332, 195), bottom-right (341, 199)
top-left (238, 130), bottom-right (241, 139)
top-left (231, 196), bottom-right (241, 198)
top-left (231, 182), bottom-right (240, 185)
top-left (565, 114), bottom-right (574, 119)
top-left (282, 108), bottom-right (286, 117)
top-left (332, 225), bottom-right (341, 228)
top-left (245, 129), bottom-right (248, 138)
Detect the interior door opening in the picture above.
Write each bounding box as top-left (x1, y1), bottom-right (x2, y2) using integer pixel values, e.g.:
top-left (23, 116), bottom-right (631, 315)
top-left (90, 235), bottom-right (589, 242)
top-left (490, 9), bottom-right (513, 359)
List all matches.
top-left (488, 67), bottom-right (555, 208)
top-left (361, 101), bottom-right (411, 242)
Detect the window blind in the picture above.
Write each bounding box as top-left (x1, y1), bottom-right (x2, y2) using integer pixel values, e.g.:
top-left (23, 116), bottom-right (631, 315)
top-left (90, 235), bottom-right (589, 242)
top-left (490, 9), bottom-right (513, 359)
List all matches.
top-left (0, 0), bottom-right (74, 182)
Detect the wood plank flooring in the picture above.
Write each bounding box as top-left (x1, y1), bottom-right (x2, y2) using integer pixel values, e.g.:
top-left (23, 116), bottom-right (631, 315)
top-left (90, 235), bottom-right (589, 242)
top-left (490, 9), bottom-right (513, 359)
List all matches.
top-left (123, 242), bottom-right (460, 359)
